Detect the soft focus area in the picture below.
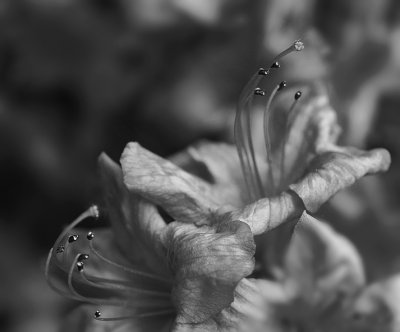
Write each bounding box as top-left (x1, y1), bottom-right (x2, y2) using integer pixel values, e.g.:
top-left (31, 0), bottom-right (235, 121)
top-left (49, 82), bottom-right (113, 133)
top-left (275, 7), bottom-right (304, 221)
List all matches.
top-left (0, 1), bottom-right (400, 331)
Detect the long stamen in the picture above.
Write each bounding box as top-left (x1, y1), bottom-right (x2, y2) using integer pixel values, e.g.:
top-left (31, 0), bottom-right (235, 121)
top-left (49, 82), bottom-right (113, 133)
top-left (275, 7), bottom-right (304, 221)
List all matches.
top-left (278, 91), bottom-right (303, 188)
top-left (235, 40), bottom-right (304, 200)
top-left (263, 82), bottom-right (287, 194)
top-left (88, 241), bottom-right (171, 284)
top-left (45, 206), bottom-right (99, 297)
top-left (79, 268), bottom-right (171, 298)
top-left (93, 309), bottom-right (175, 321)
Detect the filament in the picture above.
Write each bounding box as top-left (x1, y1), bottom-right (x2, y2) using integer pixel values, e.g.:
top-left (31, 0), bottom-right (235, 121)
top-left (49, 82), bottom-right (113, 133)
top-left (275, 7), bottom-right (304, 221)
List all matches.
top-left (94, 309), bottom-right (175, 321)
top-left (278, 91), bottom-right (302, 188)
top-left (234, 40), bottom-right (304, 201)
top-left (88, 241), bottom-right (171, 284)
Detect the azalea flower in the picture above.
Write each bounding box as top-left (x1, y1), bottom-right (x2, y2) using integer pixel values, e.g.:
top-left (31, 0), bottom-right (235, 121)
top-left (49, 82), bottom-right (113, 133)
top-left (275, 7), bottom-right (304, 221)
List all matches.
top-left (45, 41), bottom-right (391, 331)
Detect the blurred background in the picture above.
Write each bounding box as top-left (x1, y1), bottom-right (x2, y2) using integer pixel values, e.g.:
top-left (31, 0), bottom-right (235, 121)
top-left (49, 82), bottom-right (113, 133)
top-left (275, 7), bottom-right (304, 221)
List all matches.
top-left (0, 0), bottom-right (399, 331)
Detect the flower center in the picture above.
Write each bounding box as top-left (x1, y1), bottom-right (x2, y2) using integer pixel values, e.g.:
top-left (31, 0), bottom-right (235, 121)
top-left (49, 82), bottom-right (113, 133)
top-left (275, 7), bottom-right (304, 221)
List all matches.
top-left (234, 40), bottom-right (304, 202)
top-left (45, 206), bottom-right (175, 323)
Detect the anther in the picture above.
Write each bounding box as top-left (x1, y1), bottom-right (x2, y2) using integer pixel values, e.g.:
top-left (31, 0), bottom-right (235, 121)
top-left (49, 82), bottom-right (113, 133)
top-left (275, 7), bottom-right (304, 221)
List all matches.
top-left (76, 261), bottom-right (84, 272)
top-left (294, 91), bottom-right (302, 100)
top-left (258, 68), bottom-right (268, 75)
top-left (254, 88), bottom-right (266, 96)
top-left (277, 81), bottom-right (287, 91)
top-left (271, 61), bottom-right (280, 69)
top-left (294, 40), bottom-right (304, 51)
top-left (68, 235), bottom-right (79, 243)
top-left (87, 232), bottom-right (95, 240)
top-left (78, 254), bottom-right (89, 262)
top-left (56, 245), bottom-right (65, 254)
top-left (95, 310), bottom-right (101, 318)
top-left (90, 205), bottom-right (100, 220)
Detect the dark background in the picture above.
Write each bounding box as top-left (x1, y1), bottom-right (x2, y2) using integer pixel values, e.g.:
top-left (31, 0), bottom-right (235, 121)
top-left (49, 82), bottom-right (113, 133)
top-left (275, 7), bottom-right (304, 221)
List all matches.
top-left (0, 0), bottom-right (399, 331)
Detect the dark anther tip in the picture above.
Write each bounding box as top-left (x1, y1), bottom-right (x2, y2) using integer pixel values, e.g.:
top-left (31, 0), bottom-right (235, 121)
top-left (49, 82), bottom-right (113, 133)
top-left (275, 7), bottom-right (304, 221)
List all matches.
top-left (94, 310), bottom-right (101, 318)
top-left (278, 81), bottom-right (287, 91)
top-left (254, 88), bottom-right (266, 96)
top-left (78, 254), bottom-right (89, 262)
top-left (271, 61), bottom-right (280, 69)
top-left (258, 68), bottom-right (268, 75)
top-left (68, 235), bottom-right (79, 243)
top-left (76, 261), bottom-right (84, 272)
top-left (294, 91), bottom-right (302, 100)
top-left (87, 232), bottom-right (95, 240)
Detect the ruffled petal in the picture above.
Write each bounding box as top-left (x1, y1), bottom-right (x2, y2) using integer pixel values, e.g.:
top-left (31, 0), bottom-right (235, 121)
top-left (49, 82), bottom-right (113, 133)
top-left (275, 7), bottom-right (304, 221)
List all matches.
top-left (279, 213), bottom-right (365, 323)
top-left (161, 220), bottom-right (255, 325)
top-left (98, 153), bottom-right (167, 272)
top-left (289, 147), bottom-right (391, 212)
top-left (225, 190), bottom-right (305, 235)
top-left (121, 142), bottom-right (223, 225)
top-left (171, 279), bottom-right (284, 332)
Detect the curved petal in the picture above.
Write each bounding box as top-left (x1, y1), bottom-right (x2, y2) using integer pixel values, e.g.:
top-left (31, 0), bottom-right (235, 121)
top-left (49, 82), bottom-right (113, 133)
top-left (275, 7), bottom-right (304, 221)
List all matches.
top-left (171, 279), bottom-right (284, 332)
top-left (225, 190), bottom-right (305, 235)
top-left (121, 142), bottom-right (223, 225)
top-left (289, 147), bottom-right (391, 212)
top-left (161, 220), bottom-right (255, 325)
top-left (98, 153), bottom-right (167, 272)
top-left (280, 213), bottom-right (365, 321)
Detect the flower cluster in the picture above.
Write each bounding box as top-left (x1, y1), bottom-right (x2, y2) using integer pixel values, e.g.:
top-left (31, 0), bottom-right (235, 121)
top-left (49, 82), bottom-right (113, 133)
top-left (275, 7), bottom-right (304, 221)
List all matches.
top-left (46, 41), bottom-right (392, 332)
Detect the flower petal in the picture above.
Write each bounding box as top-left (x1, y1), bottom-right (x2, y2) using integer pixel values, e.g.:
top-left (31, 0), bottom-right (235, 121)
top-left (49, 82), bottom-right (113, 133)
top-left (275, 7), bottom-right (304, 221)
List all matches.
top-left (225, 190), bottom-right (305, 235)
top-left (121, 142), bottom-right (222, 225)
top-left (170, 141), bottom-right (248, 207)
top-left (171, 279), bottom-right (284, 332)
top-left (280, 213), bottom-right (365, 320)
top-left (289, 147), bottom-right (391, 212)
top-left (98, 153), bottom-right (167, 271)
top-left (267, 86), bottom-right (341, 194)
top-left (162, 220), bottom-right (255, 325)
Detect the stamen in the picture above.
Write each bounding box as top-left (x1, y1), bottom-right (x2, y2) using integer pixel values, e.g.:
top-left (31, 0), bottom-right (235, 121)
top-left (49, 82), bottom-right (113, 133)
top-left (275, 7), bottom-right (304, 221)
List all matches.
top-left (262, 83), bottom-right (281, 194)
top-left (80, 271), bottom-right (171, 298)
top-left (235, 40), bottom-right (305, 201)
top-left (45, 206), bottom-right (100, 298)
top-left (278, 90), bottom-right (303, 189)
top-left (93, 309), bottom-right (174, 321)
top-left (88, 241), bottom-right (171, 284)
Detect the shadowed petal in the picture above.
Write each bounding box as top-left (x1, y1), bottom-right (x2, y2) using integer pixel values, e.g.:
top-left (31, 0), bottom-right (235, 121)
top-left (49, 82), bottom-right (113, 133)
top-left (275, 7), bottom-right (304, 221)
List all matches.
top-left (121, 142), bottom-right (222, 225)
top-left (170, 141), bottom-right (249, 207)
top-left (280, 213), bottom-right (365, 323)
top-left (98, 153), bottom-right (167, 271)
top-left (289, 147), bottom-right (391, 212)
top-left (162, 220), bottom-right (255, 325)
top-left (172, 279), bottom-right (284, 332)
